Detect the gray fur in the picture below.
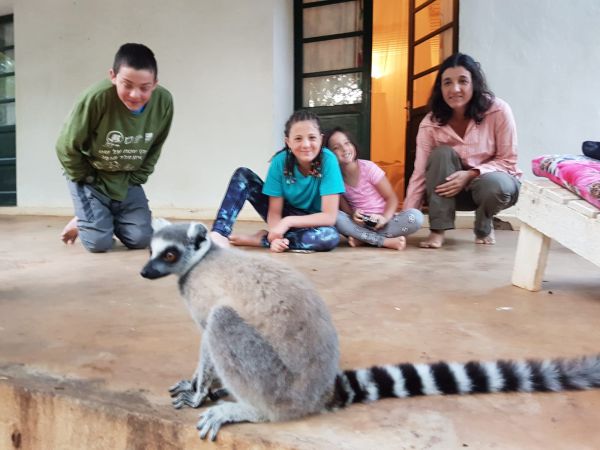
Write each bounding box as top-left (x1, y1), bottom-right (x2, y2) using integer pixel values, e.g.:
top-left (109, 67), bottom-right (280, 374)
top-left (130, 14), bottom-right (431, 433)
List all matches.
top-left (141, 220), bottom-right (600, 441)
top-left (141, 220), bottom-right (339, 440)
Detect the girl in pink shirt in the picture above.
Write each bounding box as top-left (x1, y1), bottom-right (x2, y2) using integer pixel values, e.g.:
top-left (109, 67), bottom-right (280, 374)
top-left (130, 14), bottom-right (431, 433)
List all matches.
top-left (404, 53), bottom-right (522, 249)
top-left (326, 128), bottom-right (423, 250)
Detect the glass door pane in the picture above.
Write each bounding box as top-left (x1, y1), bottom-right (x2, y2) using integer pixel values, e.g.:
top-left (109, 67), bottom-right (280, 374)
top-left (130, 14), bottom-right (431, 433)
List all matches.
top-left (296, 0), bottom-right (371, 158)
top-left (304, 1), bottom-right (362, 37)
top-left (303, 37), bottom-right (363, 73)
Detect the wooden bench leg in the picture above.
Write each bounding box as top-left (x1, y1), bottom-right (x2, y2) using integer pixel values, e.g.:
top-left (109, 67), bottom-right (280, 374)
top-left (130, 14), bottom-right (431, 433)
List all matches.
top-left (512, 223), bottom-right (551, 291)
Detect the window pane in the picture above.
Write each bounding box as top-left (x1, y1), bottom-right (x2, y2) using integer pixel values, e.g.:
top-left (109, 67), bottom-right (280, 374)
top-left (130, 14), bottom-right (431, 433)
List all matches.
top-left (0, 102), bottom-right (15, 125)
top-left (0, 21), bottom-right (13, 47)
top-left (413, 28), bottom-right (453, 75)
top-left (412, 71), bottom-right (436, 108)
top-left (304, 37), bottom-right (362, 73)
top-left (0, 76), bottom-right (14, 99)
top-left (0, 161), bottom-right (16, 191)
top-left (303, 73), bottom-right (363, 107)
top-left (415, 0), bottom-right (453, 42)
top-left (0, 49), bottom-right (14, 74)
top-left (304, 1), bottom-right (362, 38)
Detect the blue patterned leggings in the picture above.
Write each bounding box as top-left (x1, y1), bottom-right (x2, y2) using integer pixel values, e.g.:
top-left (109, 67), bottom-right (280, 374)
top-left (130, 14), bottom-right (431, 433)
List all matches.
top-left (211, 167), bottom-right (340, 251)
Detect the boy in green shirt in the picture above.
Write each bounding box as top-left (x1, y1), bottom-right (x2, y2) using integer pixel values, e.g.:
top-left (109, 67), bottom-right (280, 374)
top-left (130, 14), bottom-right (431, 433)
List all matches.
top-left (56, 43), bottom-right (173, 252)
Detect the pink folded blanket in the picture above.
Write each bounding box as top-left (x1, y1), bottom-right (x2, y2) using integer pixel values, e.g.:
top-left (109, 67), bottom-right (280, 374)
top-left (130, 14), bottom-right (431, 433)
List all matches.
top-left (532, 154), bottom-right (600, 210)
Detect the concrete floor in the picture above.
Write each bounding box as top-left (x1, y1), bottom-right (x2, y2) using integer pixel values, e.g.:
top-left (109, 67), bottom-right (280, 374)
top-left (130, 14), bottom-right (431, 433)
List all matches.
top-left (0, 215), bottom-right (599, 450)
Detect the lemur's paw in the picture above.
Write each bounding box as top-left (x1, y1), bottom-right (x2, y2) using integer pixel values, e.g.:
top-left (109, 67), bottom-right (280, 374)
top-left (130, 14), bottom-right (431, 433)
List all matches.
top-left (169, 379), bottom-right (194, 396)
top-left (197, 405), bottom-right (229, 441)
top-left (169, 378), bottom-right (205, 409)
top-left (172, 389), bottom-right (208, 409)
top-left (197, 403), bottom-right (262, 441)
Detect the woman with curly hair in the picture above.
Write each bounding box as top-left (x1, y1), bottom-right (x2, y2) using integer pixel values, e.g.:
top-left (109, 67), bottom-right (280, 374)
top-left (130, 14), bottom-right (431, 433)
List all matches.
top-left (404, 53), bottom-right (522, 248)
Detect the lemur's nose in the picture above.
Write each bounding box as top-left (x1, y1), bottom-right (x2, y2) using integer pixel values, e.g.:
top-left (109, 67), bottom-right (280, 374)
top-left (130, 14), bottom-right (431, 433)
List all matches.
top-left (140, 263), bottom-right (162, 279)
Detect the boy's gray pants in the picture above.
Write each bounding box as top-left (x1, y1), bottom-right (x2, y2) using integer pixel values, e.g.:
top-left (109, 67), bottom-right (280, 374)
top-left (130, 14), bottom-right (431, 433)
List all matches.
top-left (67, 180), bottom-right (152, 252)
top-left (425, 146), bottom-right (520, 238)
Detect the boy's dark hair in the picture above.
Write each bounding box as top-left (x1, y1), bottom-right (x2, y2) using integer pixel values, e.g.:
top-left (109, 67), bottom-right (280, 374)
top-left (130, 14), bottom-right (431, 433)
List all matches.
top-left (324, 126), bottom-right (359, 161)
top-left (113, 43), bottom-right (158, 78)
top-left (277, 109), bottom-right (324, 183)
top-left (429, 53), bottom-right (494, 125)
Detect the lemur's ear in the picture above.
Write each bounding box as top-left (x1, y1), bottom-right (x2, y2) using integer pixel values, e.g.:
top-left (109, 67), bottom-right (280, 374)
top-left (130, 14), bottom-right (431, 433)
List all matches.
top-left (152, 217), bottom-right (172, 232)
top-left (187, 222), bottom-right (208, 250)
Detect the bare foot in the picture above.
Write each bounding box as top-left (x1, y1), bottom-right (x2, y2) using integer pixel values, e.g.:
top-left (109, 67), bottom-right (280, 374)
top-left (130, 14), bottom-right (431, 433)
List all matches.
top-left (419, 230), bottom-right (445, 249)
top-left (475, 228), bottom-right (496, 245)
top-left (209, 231), bottom-right (231, 248)
top-left (61, 216), bottom-right (79, 244)
top-left (348, 236), bottom-right (365, 248)
top-left (229, 230), bottom-right (267, 247)
top-left (382, 236), bottom-right (406, 250)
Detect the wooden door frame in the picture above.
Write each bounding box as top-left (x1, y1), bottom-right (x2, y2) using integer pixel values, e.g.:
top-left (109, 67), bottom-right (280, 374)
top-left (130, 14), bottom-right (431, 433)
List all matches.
top-left (404, 0), bottom-right (459, 189)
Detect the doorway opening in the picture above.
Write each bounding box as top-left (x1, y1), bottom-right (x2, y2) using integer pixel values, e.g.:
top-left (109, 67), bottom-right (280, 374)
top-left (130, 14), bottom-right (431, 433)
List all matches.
top-left (370, 0), bottom-right (409, 203)
top-left (295, 0), bottom-right (458, 205)
top-left (370, 0), bottom-right (457, 205)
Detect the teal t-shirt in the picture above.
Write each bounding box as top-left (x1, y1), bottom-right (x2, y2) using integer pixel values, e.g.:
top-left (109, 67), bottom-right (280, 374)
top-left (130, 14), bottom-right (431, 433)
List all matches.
top-left (262, 148), bottom-right (345, 213)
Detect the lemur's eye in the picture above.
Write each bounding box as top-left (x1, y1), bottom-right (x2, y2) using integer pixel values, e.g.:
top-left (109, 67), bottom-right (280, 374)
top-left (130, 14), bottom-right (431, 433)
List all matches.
top-left (163, 251), bottom-right (178, 263)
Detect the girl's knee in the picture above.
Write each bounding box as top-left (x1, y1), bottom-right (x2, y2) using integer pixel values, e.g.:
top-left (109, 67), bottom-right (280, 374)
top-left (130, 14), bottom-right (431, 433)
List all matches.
top-left (291, 227), bottom-right (340, 252)
top-left (405, 208), bottom-right (424, 229)
top-left (232, 167), bottom-right (256, 181)
top-left (315, 228), bottom-right (340, 251)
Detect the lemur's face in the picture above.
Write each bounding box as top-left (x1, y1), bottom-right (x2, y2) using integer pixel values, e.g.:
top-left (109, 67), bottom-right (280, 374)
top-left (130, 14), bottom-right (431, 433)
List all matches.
top-left (140, 221), bottom-right (210, 279)
top-left (285, 120), bottom-right (322, 171)
top-left (141, 238), bottom-right (186, 279)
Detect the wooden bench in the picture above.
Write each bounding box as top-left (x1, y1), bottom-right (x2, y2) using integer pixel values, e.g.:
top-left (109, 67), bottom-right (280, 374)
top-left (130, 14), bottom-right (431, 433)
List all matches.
top-left (512, 179), bottom-right (600, 291)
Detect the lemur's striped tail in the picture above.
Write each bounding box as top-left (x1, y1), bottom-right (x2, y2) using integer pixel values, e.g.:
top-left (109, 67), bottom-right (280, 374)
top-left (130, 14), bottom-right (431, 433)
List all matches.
top-left (330, 355), bottom-right (600, 408)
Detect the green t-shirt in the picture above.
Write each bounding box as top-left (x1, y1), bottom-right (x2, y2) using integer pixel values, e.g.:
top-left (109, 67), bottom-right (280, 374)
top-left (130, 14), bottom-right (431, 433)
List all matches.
top-left (262, 148), bottom-right (345, 213)
top-left (56, 79), bottom-right (174, 201)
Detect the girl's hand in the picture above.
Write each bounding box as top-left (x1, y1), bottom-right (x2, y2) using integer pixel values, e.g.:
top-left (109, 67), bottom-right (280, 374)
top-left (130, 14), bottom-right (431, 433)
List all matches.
top-left (352, 210), bottom-right (365, 225)
top-left (269, 238), bottom-right (289, 253)
top-left (369, 213), bottom-right (388, 230)
top-left (267, 218), bottom-right (290, 243)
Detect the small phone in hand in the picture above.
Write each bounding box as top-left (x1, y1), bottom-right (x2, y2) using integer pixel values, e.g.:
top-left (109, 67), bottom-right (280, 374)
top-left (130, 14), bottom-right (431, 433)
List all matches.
top-left (359, 213), bottom-right (378, 228)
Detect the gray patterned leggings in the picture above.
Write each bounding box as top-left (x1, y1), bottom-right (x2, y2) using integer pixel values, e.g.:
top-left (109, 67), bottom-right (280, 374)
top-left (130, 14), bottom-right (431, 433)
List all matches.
top-left (335, 209), bottom-right (424, 247)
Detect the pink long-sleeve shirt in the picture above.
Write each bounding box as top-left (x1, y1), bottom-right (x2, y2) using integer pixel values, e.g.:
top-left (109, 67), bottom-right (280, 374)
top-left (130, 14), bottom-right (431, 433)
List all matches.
top-left (403, 97), bottom-right (522, 210)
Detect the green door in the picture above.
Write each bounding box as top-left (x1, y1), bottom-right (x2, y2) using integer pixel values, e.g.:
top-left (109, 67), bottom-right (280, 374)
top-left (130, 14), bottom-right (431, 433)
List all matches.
top-left (294, 0), bottom-right (372, 159)
top-left (0, 14), bottom-right (15, 206)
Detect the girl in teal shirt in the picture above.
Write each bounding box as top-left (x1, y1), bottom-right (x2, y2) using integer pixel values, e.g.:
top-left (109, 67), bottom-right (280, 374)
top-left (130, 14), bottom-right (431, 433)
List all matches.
top-left (210, 110), bottom-right (344, 252)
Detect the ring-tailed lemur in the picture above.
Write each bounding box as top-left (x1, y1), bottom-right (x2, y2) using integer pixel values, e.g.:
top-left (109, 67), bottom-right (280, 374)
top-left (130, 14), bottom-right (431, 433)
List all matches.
top-left (141, 219), bottom-right (600, 441)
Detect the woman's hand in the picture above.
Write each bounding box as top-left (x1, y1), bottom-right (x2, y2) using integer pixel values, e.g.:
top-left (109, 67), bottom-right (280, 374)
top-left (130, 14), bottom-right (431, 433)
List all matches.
top-left (435, 169), bottom-right (478, 197)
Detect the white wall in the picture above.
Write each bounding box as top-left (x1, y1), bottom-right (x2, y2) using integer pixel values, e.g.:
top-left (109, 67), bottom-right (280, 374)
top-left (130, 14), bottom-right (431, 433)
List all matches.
top-left (9, 0), bottom-right (293, 216)
top-left (6, 0), bottom-right (599, 215)
top-left (460, 0), bottom-right (600, 178)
